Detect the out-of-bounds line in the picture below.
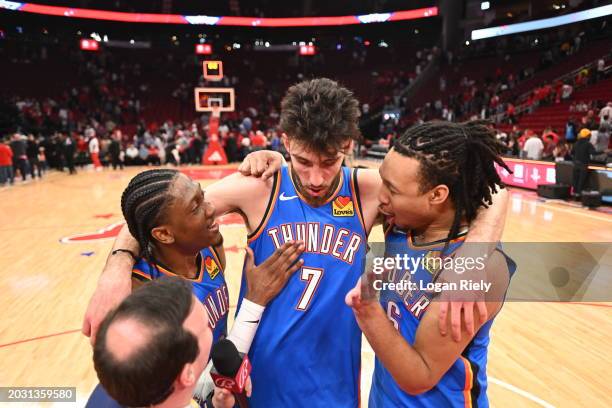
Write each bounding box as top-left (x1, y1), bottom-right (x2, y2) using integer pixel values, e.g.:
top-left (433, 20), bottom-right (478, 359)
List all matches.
top-left (489, 376), bottom-right (556, 408)
top-left (0, 329), bottom-right (81, 349)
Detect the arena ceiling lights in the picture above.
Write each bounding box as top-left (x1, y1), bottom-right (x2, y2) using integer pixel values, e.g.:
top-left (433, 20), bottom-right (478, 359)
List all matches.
top-left (471, 4), bottom-right (612, 40)
top-left (0, 1), bottom-right (437, 27)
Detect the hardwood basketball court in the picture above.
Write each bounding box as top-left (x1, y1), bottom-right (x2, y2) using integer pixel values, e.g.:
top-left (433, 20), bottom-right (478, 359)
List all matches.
top-left (0, 165), bottom-right (610, 407)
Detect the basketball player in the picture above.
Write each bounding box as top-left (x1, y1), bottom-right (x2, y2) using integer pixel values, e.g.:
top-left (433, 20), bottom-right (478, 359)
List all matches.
top-left (345, 121), bottom-right (516, 407)
top-left (87, 168), bottom-right (303, 407)
top-left (122, 169), bottom-right (304, 343)
top-left (84, 79), bottom-right (508, 407)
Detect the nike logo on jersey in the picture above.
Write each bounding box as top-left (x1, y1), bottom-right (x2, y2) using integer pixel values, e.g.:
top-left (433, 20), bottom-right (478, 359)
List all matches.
top-left (279, 192), bottom-right (298, 201)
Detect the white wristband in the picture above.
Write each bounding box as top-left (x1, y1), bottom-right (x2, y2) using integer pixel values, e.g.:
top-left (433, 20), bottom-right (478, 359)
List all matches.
top-left (227, 298), bottom-right (265, 354)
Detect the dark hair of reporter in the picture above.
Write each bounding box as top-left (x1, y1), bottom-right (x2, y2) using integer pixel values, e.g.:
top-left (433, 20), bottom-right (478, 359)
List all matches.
top-left (279, 77), bottom-right (362, 155)
top-left (93, 276), bottom-right (199, 407)
top-left (393, 120), bottom-right (511, 256)
top-left (120, 169), bottom-right (179, 261)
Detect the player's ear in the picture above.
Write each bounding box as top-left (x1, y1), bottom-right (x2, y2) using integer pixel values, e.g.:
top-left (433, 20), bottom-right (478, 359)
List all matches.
top-left (429, 185), bottom-right (449, 205)
top-left (151, 225), bottom-right (175, 245)
top-left (177, 363), bottom-right (196, 388)
top-left (343, 140), bottom-right (354, 154)
top-left (281, 133), bottom-right (290, 152)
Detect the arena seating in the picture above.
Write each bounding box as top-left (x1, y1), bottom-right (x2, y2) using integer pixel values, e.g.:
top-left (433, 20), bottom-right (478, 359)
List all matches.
top-left (512, 77), bottom-right (612, 134)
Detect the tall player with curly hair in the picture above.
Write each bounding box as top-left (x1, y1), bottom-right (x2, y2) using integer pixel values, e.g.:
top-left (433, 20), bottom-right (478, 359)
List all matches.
top-left (346, 121), bottom-right (516, 407)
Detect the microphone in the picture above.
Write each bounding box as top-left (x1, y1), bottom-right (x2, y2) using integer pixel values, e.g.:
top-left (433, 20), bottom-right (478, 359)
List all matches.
top-left (210, 339), bottom-right (251, 408)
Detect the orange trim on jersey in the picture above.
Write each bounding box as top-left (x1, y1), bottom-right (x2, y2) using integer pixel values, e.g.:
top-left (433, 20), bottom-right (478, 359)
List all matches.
top-left (460, 357), bottom-right (474, 408)
top-left (209, 246), bottom-right (225, 275)
top-left (406, 231), bottom-right (467, 251)
top-left (350, 169), bottom-right (366, 232)
top-left (153, 257), bottom-right (205, 283)
top-left (383, 223), bottom-right (394, 237)
top-left (247, 171), bottom-right (281, 243)
top-left (288, 166), bottom-right (344, 207)
top-left (131, 268), bottom-right (152, 281)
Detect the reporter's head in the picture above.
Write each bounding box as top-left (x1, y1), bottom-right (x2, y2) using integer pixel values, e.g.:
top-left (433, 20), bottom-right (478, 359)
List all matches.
top-left (93, 276), bottom-right (212, 407)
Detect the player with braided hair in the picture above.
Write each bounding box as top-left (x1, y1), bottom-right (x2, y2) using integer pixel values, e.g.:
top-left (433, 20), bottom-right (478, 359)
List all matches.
top-left (119, 168), bottom-right (304, 338)
top-left (87, 168), bottom-right (305, 407)
top-left (346, 120), bottom-right (516, 407)
top-left (390, 120), bottom-right (511, 257)
top-left (119, 169), bottom-right (230, 341)
top-left (120, 169), bottom-right (182, 261)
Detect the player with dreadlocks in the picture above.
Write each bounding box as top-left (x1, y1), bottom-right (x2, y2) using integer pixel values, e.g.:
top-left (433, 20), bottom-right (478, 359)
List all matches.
top-left (87, 168), bottom-right (304, 408)
top-left (346, 120), bottom-right (516, 407)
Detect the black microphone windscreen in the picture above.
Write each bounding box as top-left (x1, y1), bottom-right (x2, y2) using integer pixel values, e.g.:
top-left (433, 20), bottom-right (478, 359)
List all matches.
top-left (211, 339), bottom-right (243, 377)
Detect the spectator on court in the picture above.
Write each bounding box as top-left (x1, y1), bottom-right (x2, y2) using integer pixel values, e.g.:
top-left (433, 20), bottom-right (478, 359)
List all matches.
top-left (62, 133), bottom-right (77, 175)
top-left (522, 133), bottom-right (544, 160)
top-left (26, 134), bottom-right (42, 179)
top-left (76, 134), bottom-right (89, 167)
top-left (87, 128), bottom-right (102, 171)
top-left (10, 133), bottom-right (29, 182)
top-left (108, 131), bottom-right (123, 170)
top-left (572, 129), bottom-right (596, 197)
top-left (100, 136), bottom-right (111, 167)
top-left (37, 142), bottom-right (47, 173)
top-left (223, 132), bottom-right (239, 163)
top-left (0, 138), bottom-right (14, 186)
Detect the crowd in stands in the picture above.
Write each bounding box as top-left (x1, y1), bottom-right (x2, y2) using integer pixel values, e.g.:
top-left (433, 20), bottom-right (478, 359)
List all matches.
top-left (391, 20), bottom-right (611, 126)
top-left (1, 17), bottom-right (611, 189)
top-left (0, 119), bottom-right (290, 186)
top-left (365, 19), bottom-right (612, 168)
top-left (495, 103), bottom-right (611, 163)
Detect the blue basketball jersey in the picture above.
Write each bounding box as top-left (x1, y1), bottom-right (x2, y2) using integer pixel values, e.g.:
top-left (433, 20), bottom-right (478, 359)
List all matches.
top-left (369, 227), bottom-right (516, 408)
top-left (132, 246), bottom-right (229, 343)
top-left (239, 166), bottom-right (367, 407)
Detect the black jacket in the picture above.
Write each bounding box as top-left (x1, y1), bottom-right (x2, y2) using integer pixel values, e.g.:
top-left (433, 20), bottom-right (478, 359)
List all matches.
top-left (572, 138), bottom-right (595, 165)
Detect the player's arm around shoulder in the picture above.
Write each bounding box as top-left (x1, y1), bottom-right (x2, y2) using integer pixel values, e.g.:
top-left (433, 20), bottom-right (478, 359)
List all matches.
top-left (355, 168), bottom-right (383, 233)
top-left (405, 250), bottom-right (510, 393)
top-left (348, 251), bottom-right (510, 395)
top-left (205, 171), bottom-right (275, 233)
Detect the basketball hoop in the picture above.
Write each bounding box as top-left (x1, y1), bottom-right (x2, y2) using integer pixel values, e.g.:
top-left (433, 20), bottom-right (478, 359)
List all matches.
top-left (211, 106), bottom-right (221, 119)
